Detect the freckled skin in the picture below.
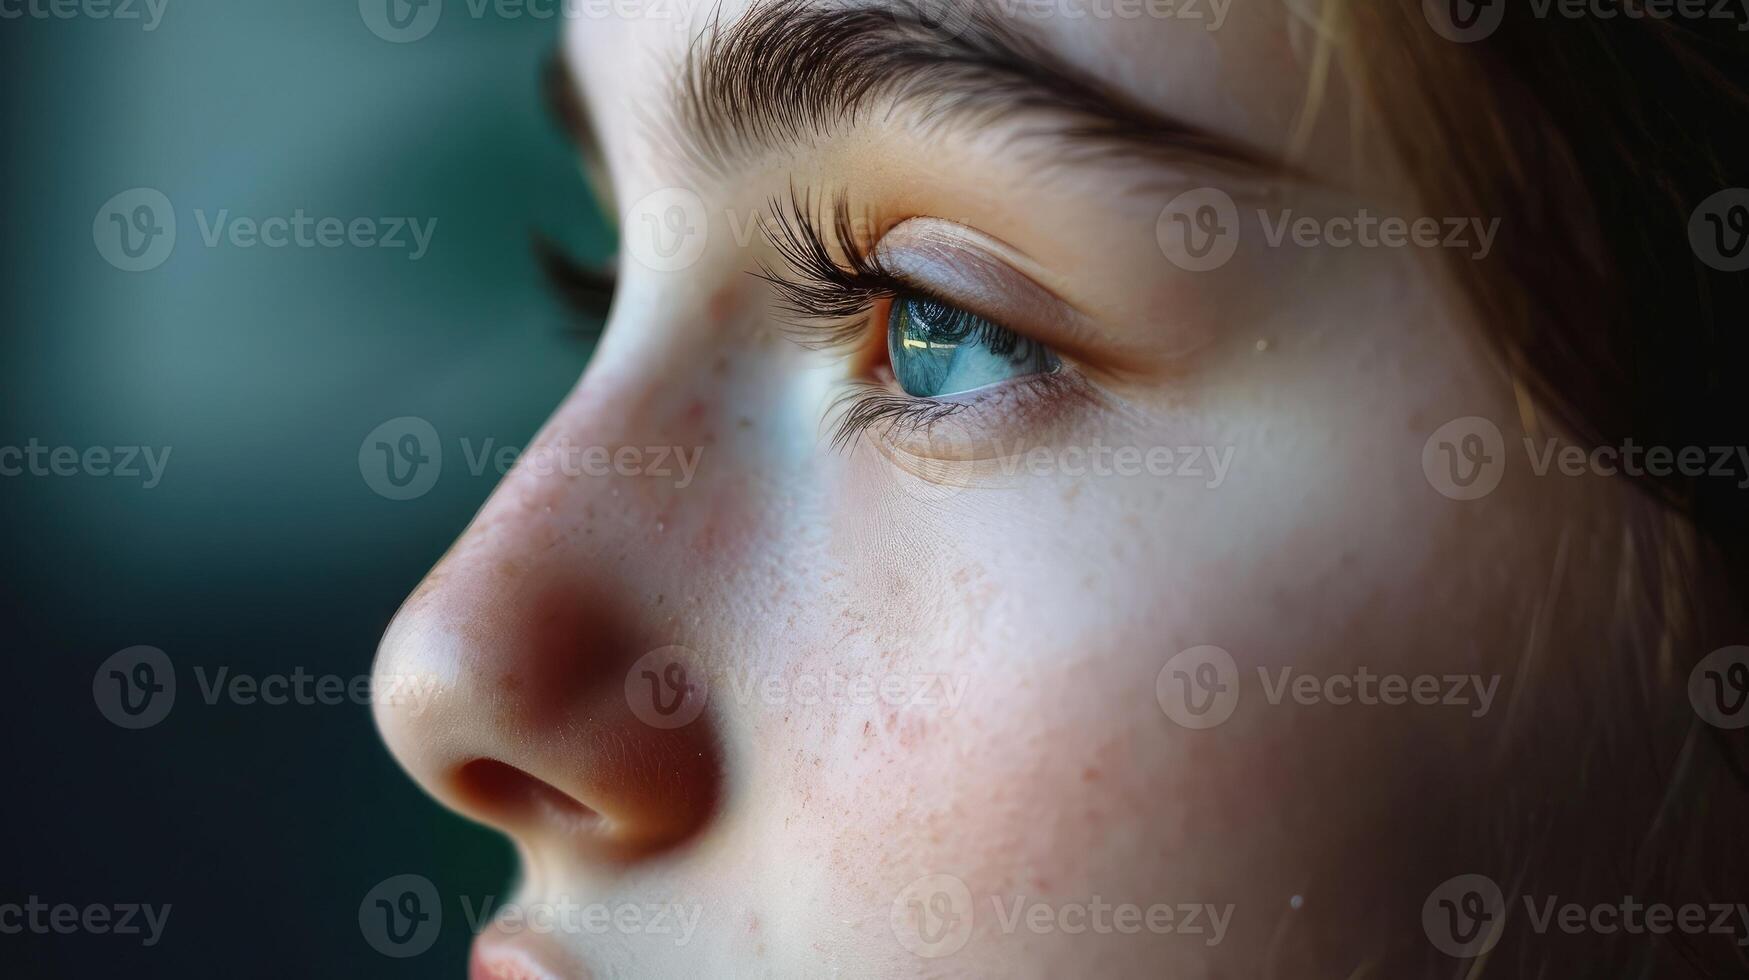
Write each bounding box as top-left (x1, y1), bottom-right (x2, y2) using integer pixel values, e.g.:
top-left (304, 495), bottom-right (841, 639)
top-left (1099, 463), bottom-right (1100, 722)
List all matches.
top-left (370, 3), bottom-right (1735, 978)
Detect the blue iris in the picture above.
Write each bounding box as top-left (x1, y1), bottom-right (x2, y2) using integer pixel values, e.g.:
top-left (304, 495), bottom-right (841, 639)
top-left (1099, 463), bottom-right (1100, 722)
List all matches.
top-left (887, 296), bottom-right (1058, 397)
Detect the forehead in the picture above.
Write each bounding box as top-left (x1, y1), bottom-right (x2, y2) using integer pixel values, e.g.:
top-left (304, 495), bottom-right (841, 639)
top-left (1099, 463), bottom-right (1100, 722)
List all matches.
top-left (563, 0), bottom-right (1330, 178)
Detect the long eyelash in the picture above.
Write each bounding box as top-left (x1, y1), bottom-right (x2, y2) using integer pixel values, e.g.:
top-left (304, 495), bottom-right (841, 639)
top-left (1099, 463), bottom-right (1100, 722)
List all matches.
top-left (753, 183), bottom-right (899, 348)
top-left (751, 186), bottom-right (977, 448)
top-left (825, 382), bottom-right (966, 452)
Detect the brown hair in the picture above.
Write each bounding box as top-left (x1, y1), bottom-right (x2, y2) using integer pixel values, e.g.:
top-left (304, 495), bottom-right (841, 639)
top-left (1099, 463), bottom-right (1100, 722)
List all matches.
top-left (1320, 3), bottom-right (1748, 974)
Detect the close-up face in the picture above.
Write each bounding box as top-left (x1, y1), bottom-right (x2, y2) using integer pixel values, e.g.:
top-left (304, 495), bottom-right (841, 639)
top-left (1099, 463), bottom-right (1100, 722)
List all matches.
top-left (11, 1), bottom-right (1743, 978)
top-left (364, 2), bottom-right (1746, 977)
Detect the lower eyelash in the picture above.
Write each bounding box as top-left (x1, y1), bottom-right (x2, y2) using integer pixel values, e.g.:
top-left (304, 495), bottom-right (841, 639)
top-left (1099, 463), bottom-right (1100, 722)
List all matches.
top-left (826, 369), bottom-right (1088, 459)
top-left (825, 381), bottom-right (967, 452)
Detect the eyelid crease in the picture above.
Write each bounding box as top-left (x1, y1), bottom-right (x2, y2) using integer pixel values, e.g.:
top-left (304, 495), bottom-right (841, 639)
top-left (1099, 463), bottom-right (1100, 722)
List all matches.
top-left (873, 218), bottom-right (1105, 355)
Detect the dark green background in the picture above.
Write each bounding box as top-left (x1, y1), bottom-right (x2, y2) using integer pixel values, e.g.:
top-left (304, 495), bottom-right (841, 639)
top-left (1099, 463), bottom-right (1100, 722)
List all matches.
top-left (1, 2), bottom-right (611, 975)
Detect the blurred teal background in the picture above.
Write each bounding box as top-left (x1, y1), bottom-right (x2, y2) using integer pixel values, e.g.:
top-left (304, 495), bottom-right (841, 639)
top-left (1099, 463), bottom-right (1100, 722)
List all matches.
top-left (2, 2), bottom-right (611, 975)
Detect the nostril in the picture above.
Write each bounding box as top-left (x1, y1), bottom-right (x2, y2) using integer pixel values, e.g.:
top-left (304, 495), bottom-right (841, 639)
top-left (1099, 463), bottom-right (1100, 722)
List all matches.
top-left (453, 758), bottom-right (603, 836)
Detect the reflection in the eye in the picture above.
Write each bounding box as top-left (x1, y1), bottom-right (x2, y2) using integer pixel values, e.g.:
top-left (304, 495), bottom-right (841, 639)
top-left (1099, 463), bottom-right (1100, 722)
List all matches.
top-left (887, 295), bottom-right (1058, 398)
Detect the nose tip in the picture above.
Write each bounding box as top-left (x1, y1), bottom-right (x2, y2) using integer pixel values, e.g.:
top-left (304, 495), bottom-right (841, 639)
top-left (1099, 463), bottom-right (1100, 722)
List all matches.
top-left (372, 556), bottom-right (723, 864)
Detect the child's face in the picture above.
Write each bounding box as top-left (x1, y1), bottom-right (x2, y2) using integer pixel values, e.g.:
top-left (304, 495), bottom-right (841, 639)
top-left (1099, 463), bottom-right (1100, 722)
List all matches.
top-left (373, 2), bottom-right (1621, 975)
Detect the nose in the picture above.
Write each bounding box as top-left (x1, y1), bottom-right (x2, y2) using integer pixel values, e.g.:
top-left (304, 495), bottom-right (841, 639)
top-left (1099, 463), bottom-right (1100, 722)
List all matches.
top-left (371, 370), bottom-right (726, 867)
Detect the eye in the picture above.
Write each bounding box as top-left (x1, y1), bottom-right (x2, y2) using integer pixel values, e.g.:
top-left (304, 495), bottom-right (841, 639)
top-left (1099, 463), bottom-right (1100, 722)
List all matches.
top-left (887, 294), bottom-right (1060, 398)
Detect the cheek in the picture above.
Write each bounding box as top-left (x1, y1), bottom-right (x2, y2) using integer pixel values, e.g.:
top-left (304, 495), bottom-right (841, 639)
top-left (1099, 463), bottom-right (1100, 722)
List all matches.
top-left (773, 482), bottom-right (1177, 924)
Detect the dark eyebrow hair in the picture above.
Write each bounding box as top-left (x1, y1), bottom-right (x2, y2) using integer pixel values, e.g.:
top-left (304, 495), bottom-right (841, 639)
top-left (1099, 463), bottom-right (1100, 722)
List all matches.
top-left (664, 0), bottom-right (1293, 184)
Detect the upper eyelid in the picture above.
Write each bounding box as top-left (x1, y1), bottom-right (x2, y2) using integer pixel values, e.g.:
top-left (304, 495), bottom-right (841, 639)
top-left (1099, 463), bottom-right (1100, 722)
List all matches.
top-left (872, 221), bottom-right (1103, 351)
top-left (753, 188), bottom-right (1107, 373)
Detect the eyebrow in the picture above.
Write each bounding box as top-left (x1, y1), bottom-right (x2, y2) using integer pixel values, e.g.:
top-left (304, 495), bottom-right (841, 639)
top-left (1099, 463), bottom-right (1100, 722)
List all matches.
top-left (665, 0), bottom-right (1293, 184)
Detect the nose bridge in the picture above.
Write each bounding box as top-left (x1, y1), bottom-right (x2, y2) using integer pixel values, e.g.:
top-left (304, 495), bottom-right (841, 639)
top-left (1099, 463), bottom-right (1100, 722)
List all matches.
top-left (373, 319), bottom-right (742, 865)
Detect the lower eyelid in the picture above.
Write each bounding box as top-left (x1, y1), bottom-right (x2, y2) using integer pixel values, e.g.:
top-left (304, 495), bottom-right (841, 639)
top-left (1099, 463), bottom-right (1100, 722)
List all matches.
top-left (851, 295), bottom-right (895, 377)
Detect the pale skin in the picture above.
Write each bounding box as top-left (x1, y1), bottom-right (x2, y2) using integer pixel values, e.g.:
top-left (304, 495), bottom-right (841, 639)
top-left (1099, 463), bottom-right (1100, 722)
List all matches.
top-left (371, 2), bottom-right (1647, 976)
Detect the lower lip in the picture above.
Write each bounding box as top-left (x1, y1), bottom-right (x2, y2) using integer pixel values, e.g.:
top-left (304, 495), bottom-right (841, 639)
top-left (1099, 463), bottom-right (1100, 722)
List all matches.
top-left (470, 942), bottom-right (567, 980)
